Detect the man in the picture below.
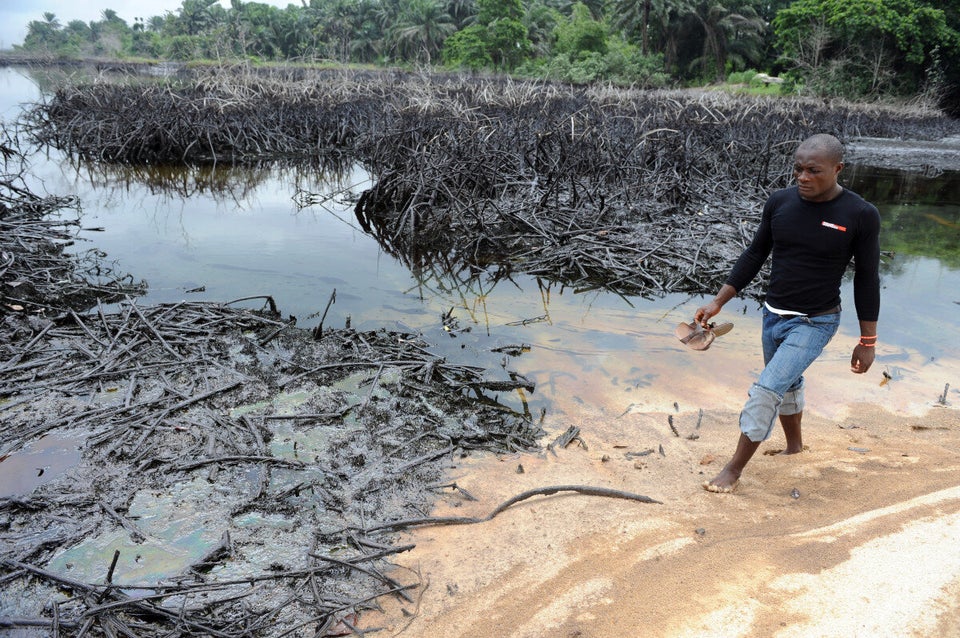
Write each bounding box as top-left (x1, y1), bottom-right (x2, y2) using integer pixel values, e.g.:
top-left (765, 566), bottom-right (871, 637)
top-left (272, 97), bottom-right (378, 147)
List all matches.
top-left (696, 133), bottom-right (881, 493)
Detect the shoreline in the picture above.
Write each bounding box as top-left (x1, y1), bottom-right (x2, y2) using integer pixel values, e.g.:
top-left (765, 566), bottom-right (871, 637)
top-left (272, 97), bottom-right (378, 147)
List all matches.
top-left (355, 305), bottom-right (959, 635)
top-left (359, 394), bottom-right (960, 637)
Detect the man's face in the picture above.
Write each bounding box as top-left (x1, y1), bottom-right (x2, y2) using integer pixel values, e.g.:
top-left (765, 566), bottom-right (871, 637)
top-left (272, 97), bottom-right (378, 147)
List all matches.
top-left (793, 147), bottom-right (843, 202)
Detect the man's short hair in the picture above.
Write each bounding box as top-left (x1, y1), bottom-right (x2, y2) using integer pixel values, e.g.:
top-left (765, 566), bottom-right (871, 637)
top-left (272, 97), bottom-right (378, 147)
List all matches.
top-left (797, 134), bottom-right (844, 164)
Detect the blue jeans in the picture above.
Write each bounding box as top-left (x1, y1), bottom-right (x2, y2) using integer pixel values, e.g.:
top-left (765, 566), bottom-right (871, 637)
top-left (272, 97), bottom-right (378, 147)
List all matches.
top-left (739, 308), bottom-right (841, 442)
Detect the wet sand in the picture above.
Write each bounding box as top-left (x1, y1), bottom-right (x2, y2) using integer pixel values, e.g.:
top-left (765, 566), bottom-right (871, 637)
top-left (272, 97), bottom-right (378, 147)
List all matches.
top-left (359, 325), bottom-right (960, 637)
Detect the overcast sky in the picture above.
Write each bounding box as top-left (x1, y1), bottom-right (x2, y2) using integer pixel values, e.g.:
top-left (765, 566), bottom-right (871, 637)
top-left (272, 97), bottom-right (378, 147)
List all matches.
top-left (0, 0), bottom-right (294, 50)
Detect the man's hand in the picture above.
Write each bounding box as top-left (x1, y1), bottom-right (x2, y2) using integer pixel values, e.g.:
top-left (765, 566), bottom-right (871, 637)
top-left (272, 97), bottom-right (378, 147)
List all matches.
top-left (695, 284), bottom-right (737, 327)
top-left (694, 301), bottom-right (723, 327)
top-left (851, 344), bottom-right (875, 374)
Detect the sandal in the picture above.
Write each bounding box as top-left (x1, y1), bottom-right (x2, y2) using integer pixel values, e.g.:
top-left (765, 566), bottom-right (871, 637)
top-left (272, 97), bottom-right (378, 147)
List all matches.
top-left (674, 320), bottom-right (733, 351)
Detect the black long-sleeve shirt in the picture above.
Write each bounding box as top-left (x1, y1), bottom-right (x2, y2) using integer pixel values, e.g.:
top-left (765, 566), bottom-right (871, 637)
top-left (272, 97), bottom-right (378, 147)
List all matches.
top-left (726, 186), bottom-right (881, 321)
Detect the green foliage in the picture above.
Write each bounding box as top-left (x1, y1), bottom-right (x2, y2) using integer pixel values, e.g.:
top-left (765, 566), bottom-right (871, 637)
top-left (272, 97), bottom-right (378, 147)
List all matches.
top-left (518, 37), bottom-right (668, 86)
top-left (129, 31), bottom-right (163, 58)
top-left (524, 1), bottom-right (561, 56)
top-left (880, 205), bottom-right (960, 267)
top-left (166, 34), bottom-right (204, 61)
top-left (7, 0), bottom-right (956, 107)
top-left (485, 18), bottom-right (531, 69)
top-left (725, 68), bottom-right (758, 84)
top-left (477, 0), bottom-right (524, 23)
top-left (553, 3), bottom-right (607, 57)
top-left (390, 0), bottom-right (457, 64)
top-left (603, 38), bottom-right (670, 85)
top-left (773, 0), bottom-right (960, 97)
top-left (442, 25), bottom-right (493, 68)
top-left (442, 0), bottom-right (530, 70)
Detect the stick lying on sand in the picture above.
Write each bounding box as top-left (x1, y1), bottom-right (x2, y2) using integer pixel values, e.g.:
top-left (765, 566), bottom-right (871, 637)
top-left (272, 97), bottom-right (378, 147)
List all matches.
top-left (364, 484), bottom-right (662, 533)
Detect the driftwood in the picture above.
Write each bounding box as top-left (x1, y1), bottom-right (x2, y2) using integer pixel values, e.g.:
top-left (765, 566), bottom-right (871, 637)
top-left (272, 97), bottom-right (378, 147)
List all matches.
top-left (363, 484), bottom-right (662, 533)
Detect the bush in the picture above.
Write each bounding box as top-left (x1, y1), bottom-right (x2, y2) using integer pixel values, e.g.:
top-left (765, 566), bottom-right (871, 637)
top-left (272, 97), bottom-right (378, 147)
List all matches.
top-left (726, 69), bottom-right (758, 84)
top-left (519, 39), bottom-right (667, 87)
top-left (166, 35), bottom-right (202, 61)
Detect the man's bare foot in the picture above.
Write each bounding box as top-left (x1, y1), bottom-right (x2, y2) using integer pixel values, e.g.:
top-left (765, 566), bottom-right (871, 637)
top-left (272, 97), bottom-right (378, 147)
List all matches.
top-left (703, 467), bottom-right (740, 493)
top-left (762, 444), bottom-right (810, 456)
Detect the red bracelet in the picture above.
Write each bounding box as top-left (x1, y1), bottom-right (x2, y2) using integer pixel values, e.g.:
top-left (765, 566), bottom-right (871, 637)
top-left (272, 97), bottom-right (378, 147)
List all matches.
top-left (858, 341), bottom-right (876, 347)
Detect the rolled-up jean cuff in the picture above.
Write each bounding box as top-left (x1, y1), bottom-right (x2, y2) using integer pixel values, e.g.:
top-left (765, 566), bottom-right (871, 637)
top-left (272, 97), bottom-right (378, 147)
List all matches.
top-left (740, 383), bottom-right (782, 442)
top-left (780, 385), bottom-right (804, 415)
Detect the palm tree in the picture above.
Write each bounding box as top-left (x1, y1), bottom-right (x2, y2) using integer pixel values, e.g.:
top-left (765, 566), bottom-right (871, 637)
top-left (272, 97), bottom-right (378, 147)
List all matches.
top-left (612, 0), bottom-right (690, 56)
top-left (42, 12), bottom-right (61, 29)
top-left (350, 0), bottom-right (387, 63)
top-left (555, 0), bottom-right (605, 19)
top-left (389, 0), bottom-right (456, 64)
top-left (447, 0), bottom-right (476, 28)
top-left (317, 0), bottom-right (361, 62)
top-left (175, 0), bottom-right (219, 36)
top-left (101, 9), bottom-right (123, 24)
top-left (687, 0), bottom-right (764, 80)
top-left (272, 7), bottom-right (313, 59)
top-left (524, 1), bottom-right (560, 57)
top-left (721, 5), bottom-right (765, 72)
top-left (23, 12), bottom-right (64, 50)
top-left (147, 16), bottom-right (166, 33)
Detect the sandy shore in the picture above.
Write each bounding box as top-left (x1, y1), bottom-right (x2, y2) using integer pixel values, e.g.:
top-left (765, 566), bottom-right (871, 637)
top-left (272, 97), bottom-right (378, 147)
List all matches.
top-left (359, 329), bottom-right (960, 637)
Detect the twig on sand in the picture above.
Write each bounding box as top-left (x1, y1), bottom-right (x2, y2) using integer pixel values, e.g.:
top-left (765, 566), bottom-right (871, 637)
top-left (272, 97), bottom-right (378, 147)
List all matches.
top-left (363, 484), bottom-right (662, 533)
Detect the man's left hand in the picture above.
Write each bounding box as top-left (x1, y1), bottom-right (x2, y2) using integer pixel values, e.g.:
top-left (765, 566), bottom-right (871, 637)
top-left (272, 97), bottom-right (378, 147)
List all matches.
top-left (851, 344), bottom-right (875, 373)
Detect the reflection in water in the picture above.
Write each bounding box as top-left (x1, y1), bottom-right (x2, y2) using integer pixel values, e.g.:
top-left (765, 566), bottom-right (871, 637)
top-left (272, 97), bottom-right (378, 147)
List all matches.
top-left (12, 151), bottom-right (960, 423)
top-left (846, 165), bottom-right (960, 268)
top-left (922, 212), bottom-right (960, 229)
top-left (68, 155), bottom-right (359, 204)
top-left (846, 164), bottom-right (960, 207)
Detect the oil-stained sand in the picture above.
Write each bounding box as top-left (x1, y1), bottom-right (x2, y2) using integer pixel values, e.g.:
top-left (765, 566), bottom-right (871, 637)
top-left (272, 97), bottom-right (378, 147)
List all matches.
top-left (361, 328), bottom-right (960, 637)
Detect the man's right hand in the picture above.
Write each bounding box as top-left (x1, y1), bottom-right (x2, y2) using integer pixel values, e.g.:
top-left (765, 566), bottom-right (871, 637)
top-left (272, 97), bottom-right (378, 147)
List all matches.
top-left (694, 302), bottom-right (721, 327)
top-left (695, 284), bottom-right (738, 327)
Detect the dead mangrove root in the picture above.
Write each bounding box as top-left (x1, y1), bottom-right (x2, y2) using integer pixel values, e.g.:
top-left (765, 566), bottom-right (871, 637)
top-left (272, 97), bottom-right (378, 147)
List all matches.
top-left (1, 152), bottom-right (145, 316)
top-left (1, 291), bottom-right (545, 636)
top-left (364, 484), bottom-right (663, 533)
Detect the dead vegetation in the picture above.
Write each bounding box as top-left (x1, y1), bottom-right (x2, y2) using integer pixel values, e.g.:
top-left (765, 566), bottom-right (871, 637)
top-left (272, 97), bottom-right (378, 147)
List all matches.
top-left (0, 141), bottom-right (145, 317)
top-left (21, 66), bottom-right (960, 298)
top-left (0, 124), bottom-right (663, 637)
top-left (0, 133), bottom-right (558, 636)
top-left (0, 293), bottom-right (551, 636)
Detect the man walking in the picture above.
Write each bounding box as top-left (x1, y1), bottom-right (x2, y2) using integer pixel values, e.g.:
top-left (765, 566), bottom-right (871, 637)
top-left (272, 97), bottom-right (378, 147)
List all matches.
top-left (696, 133), bottom-right (881, 493)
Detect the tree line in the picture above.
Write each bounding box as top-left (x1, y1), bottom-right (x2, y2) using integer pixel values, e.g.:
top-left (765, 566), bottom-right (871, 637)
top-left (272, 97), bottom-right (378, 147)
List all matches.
top-left (12, 0), bottom-right (960, 110)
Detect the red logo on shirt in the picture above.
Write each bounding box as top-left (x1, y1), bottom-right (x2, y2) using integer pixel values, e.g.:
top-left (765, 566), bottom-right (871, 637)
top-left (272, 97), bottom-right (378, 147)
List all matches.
top-left (821, 221), bottom-right (847, 232)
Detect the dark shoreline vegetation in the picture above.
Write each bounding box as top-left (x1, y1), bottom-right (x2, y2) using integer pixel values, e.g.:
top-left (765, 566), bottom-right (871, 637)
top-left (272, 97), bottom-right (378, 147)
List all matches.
top-left (1, 131), bottom-right (561, 635)
top-left (2, 63), bottom-right (959, 636)
top-left (20, 65), bottom-right (960, 300)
